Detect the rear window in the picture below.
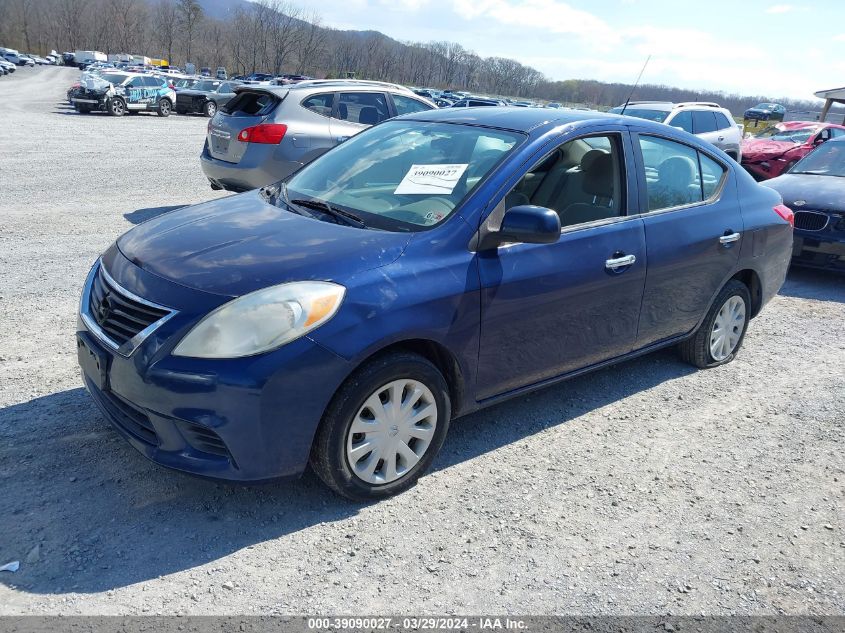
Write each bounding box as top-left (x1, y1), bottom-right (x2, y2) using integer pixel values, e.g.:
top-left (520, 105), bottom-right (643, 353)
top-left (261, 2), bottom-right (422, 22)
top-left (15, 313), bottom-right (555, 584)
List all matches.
top-left (334, 92), bottom-right (390, 125)
top-left (222, 91), bottom-right (279, 116)
top-left (692, 111), bottom-right (718, 134)
top-left (609, 106), bottom-right (670, 123)
top-left (301, 93), bottom-right (334, 117)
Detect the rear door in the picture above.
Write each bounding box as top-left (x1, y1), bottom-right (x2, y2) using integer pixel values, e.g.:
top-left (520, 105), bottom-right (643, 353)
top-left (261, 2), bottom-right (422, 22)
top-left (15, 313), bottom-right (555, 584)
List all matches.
top-left (206, 89), bottom-right (281, 164)
top-left (328, 91), bottom-right (390, 145)
top-left (631, 130), bottom-right (743, 347)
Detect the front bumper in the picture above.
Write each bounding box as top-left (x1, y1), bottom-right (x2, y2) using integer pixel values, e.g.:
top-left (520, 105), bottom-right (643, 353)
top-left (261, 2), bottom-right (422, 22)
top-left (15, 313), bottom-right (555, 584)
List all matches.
top-left (77, 250), bottom-right (352, 482)
top-left (200, 142), bottom-right (301, 192)
top-left (742, 158), bottom-right (792, 181)
top-left (792, 232), bottom-right (845, 272)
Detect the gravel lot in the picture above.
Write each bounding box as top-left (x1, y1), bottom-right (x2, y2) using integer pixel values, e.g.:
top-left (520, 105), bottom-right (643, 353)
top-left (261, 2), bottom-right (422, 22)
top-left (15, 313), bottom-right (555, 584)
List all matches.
top-left (0, 66), bottom-right (843, 616)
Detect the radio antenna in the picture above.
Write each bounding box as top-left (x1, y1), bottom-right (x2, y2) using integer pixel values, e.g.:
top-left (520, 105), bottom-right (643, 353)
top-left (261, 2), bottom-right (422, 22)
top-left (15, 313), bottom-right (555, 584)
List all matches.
top-left (620, 55), bottom-right (651, 115)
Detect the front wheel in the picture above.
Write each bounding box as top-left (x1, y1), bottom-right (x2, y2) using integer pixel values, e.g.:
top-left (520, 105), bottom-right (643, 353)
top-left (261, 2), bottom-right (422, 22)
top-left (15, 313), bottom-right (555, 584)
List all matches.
top-left (108, 97), bottom-right (126, 117)
top-left (679, 279), bottom-right (750, 369)
top-left (157, 98), bottom-right (171, 117)
top-left (310, 352), bottom-right (451, 500)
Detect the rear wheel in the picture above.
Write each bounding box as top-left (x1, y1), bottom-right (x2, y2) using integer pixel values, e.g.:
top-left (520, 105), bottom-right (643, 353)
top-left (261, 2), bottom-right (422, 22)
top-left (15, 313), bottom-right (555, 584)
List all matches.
top-left (76, 105), bottom-right (91, 114)
top-left (108, 97), bottom-right (126, 117)
top-left (679, 280), bottom-right (750, 368)
top-left (157, 98), bottom-right (171, 117)
top-left (310, 352), bottom-right (451, 500)
top-left (203, 100), bottom-right (217, 117)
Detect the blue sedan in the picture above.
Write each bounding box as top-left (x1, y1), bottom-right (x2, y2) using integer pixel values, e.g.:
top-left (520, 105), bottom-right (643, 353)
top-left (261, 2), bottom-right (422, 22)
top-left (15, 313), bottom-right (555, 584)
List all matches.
top-left (77, 108), bottom-right (794, 499)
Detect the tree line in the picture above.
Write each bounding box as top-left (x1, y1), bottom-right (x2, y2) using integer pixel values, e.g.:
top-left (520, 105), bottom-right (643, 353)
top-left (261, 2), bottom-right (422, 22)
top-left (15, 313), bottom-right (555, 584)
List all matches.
top-left (0, 0), bottom-right (831, 111)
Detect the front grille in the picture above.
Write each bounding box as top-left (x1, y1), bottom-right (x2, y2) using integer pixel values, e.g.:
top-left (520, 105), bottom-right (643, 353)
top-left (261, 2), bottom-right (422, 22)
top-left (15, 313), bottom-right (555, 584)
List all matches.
top-left (86, 377), bottom-right (159, 446)
top-left (794, 211), bottom-right (829, 232)
top-left (89, 266), bottom-right (169, 347)
top-left (178, 421), bottom-right (233, 460)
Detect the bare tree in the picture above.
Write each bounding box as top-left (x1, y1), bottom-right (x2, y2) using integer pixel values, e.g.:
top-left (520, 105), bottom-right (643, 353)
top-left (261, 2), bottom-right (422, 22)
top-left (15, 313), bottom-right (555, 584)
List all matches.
top-left (175, 0), bottom-right (202, 63)
top-left (152, 0), bottom-right (177, 62)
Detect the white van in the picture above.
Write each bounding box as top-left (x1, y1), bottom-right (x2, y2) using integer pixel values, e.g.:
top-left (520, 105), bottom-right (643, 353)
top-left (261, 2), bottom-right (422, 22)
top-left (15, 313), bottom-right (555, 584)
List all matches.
top-left (73, 50), bottom-right (107, 68)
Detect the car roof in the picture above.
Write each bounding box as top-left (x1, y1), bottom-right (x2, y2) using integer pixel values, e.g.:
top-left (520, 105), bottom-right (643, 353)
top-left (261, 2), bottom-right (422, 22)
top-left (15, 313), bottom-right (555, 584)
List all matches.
top-left (401, 106), bottom-right (620, 133)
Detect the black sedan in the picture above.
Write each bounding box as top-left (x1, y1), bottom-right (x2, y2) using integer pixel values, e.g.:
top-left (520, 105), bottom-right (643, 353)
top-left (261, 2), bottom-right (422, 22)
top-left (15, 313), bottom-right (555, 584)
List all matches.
top-left (763, 136), bottom-right (845, 272)
top-left (175, 80), bottom-right (239, 117)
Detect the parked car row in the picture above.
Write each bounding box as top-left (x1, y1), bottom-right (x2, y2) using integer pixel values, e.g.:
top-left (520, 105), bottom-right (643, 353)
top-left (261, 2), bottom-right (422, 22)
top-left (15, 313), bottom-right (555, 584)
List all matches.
top-left (1, 47), bottom-right (61, 67)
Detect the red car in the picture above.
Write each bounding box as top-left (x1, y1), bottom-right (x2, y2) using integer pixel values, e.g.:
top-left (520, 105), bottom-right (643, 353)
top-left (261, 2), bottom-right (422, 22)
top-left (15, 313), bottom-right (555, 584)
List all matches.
top-left (741, 121), bottom-right (845, 180)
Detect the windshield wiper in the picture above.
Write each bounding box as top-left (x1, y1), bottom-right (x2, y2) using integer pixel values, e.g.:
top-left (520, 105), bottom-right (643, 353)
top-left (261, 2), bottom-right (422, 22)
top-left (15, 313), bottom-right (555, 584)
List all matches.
top-left (290, 198), bottom-right (366, 228)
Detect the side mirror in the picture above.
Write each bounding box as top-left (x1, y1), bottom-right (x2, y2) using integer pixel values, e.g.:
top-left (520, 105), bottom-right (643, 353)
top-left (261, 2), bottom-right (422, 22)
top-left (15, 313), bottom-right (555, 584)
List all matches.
top-left (478, 205), bottom-right (561, 250)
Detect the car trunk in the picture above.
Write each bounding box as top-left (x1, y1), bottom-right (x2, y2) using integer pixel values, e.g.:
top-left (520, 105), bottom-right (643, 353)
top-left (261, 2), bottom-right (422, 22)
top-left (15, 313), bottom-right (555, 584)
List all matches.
top-left (207, 88), bottom-right (286, 164)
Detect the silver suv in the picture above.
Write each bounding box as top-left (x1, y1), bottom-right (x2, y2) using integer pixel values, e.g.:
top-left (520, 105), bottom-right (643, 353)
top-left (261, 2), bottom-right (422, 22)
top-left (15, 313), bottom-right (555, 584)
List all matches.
top-left (201, 80), bottom-right (436, 191)
top-left (609, 101), bottom-right (742, 162)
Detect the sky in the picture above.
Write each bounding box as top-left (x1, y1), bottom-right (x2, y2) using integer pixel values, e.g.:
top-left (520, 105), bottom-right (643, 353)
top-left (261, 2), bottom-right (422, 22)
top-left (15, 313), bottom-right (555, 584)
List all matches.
top-left (304, 0), bottom-right (845, 101)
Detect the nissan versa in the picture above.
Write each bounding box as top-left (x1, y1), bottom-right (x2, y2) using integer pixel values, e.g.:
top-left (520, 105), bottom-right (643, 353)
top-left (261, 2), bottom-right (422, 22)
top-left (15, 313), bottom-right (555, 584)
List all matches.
top-left (77, 108), bottom-right (793, 500)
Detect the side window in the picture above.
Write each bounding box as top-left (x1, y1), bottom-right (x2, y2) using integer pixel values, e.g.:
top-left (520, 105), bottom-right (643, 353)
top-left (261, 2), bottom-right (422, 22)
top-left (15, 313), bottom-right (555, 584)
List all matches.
top-left (335, 92), bottom-right (390, 125)
top-left (392, 94), bottom-right (433, 115)
top-left (699, 153), bottom-right (727, 199)
top-left (126, 77), bottom-right (144, 87)
top-left (638, 135), bottom-right (703, 211)
top-left (692, 111), bottom-right (718, 134)
top-left (668, 111), bottom-right (693, 134)
top-left (145, 76), bottom-right (162, 88)
top-left (301, 93), bottom-right (334, 117)
top-left (714, 112), bottom-right (733, 130)
top-left (829, 128), bottom-right (845, 138)
top-left (505, 134), bottom-right (624, 229)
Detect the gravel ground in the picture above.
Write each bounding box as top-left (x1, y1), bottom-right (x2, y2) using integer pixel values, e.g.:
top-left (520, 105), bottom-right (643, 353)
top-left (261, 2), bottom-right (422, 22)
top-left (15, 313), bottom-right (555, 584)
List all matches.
top-left (0, 66), bottom-right (843, 616)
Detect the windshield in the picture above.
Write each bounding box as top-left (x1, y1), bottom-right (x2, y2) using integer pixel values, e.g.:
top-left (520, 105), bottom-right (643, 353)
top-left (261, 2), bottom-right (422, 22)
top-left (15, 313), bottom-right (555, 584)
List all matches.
top-left (754, 125), bottom-right (818, 144)
top-left (608, 106), bottom-right (669, 123)
top-left (791, 142), bottom-right (845, 177)
top-left (99, 73), bottom-right (127, 85)
top-left (193, 80), bottom-right (220, 91)
top-left (283, 121), bottom-right (524, 231)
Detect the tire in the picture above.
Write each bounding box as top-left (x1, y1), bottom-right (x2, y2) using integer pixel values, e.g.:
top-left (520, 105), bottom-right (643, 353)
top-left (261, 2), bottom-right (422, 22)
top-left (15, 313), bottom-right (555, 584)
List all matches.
top-left (679, 279), bottom-right (751, 369)
top-left (108, 97), bottom-right (126, 117)
top-left (157, 98), bottom-right (171, 117)
top-left (203, 100), bottom-right (217, 117)
top-left (310, 352), bottom-right (452, 501)
top-left (76, 105), bottom-right (91, 114)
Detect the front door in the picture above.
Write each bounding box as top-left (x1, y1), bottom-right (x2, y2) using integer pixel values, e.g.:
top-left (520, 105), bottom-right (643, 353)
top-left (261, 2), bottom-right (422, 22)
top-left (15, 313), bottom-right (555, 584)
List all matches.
top-left (631, 131), bottom-right (744, 347)
top-left (476, 131), bottom-right (647, 400)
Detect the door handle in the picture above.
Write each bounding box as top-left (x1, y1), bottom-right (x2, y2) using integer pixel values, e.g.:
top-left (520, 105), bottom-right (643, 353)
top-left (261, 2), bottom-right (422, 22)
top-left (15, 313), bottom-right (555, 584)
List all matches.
top-left (605, 254), bottom-right (636, 270)
top-left (719, 231), bottom-right (741, 245)
top-left (718, 136), bottom-right (725, 141)
top-left (336, 136), bottom-right (349, 143)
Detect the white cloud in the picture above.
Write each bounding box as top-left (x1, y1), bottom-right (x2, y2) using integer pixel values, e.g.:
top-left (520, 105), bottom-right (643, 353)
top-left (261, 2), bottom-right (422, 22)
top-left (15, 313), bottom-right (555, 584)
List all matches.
top-left (452, 0), bottom-right (620, 48)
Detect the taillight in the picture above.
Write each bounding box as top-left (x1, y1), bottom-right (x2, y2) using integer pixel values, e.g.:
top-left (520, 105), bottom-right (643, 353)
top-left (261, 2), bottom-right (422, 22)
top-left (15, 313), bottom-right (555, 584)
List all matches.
top-left (237, 123), bottom-right (287, 144)
top-left (774, 203), bottom-right (794, 227)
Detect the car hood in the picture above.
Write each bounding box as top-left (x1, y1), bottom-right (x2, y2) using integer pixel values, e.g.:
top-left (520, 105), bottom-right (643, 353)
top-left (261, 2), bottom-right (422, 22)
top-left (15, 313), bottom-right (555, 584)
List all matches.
top-left (741, 139), bottom-right (800, 162)
top-left (762, 173), bottom-right (845, 212)
top-left (117, 190), bottom-right (413, 297)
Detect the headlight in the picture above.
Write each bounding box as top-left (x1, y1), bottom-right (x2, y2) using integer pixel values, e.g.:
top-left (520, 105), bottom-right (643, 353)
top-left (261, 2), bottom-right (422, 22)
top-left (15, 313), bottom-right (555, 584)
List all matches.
top-left (172, 281), bottom-right (345, 358)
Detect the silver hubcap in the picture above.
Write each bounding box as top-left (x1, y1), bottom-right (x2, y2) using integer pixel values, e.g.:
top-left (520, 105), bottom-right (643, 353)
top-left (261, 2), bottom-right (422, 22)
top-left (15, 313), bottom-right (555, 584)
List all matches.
top-left (346, 379), bottom-right (438, 485)
top-left (710, 295), bottom-right (746, 361)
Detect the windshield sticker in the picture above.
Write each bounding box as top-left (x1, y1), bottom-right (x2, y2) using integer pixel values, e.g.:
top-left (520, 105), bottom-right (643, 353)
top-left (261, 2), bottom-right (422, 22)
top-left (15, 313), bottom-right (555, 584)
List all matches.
top-left (394, 164), bottom-right (469, 195)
